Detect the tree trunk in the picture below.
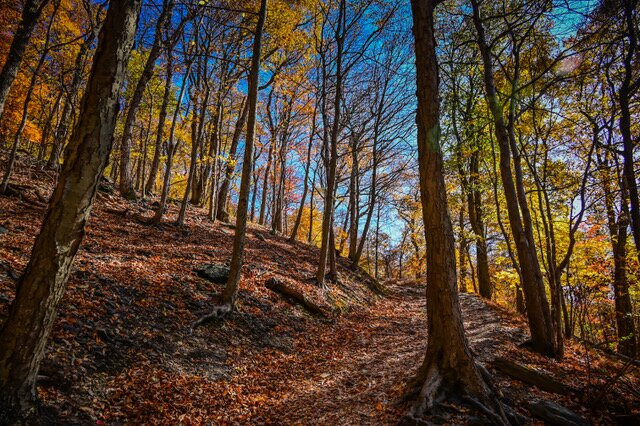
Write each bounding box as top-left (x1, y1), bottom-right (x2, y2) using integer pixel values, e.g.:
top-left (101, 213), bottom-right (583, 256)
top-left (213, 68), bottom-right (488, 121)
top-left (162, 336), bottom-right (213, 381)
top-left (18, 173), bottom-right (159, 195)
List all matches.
top-left (176, 74), bottom-right (210, 226)
top-left (1, 0), bottom-right (59, 193)
top-left (458, 206), bottom-right (468, 293)
top-left (219, 0), bottom-right (267, 310)
top-left (619, 0), bottom-right (640, 266)
top-left (0, 0), bottom-right (140, 419)
top-left (217, 98), bottom-right (249, 222)
top-left (259, 135), bottom-right (275, 225)
top-left (612, 207), bottom-right (637, 357)
top-left (146, 48), bottom-right (174, 195)
top-left (601, 148), bottom-right (638, 357)
top-left (119, 0), bottom-right (174, 199)
top-left (249, 145), bottom-right (262, 222)
top-left (316, 0), bottom-right (344, 287)
top-left (0, 0), bottom-right (49, 119)
top-left (348, 136), bottom-right (360, 260)
top-left (468, 149), bottom-right (491, 299)
top-left (152, 53), bottom-right (193, 224)
top-left (207, 105), bottom-right (222, 221)
top-left (471, 0), bottom-right (557, 357)
top-left (407, 0), bottom-right (502, 420)
top-left (47, 8), bottom-right (102, 171)
top-left (308, 165), bottom-right (316, 243)
top-left (290, 107), bottom-right (315, 241)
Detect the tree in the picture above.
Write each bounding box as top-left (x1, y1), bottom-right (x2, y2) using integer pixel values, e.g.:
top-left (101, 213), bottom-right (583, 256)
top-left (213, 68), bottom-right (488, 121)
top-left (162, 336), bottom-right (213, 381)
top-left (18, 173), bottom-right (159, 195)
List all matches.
top-left (1, 0), bottom-right (60, 193)
top-left (471, 0), bottom-right (558, 357)
top-left (617, 0), bottom-right (640, 265)
top-left (47, 0), bottom-right (104, 171)
top-left (405, 0), bottom-right (505, 422)
top-left (0, 0), bottom-right (141, 419)
top-left (199, 0), bottom-right (267, 318)
top-left (118, 0), bottom-right (177, 199)
top-left (0, 0), bottom-right (50, 120)
top-left (216, 98), bottom-right (248, 222)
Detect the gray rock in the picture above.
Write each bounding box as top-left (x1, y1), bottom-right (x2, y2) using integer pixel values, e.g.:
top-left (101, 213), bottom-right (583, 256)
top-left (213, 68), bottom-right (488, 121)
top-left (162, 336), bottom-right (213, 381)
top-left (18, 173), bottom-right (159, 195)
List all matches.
top-left (195, 264), bottom-right (230, 284)
top-left (0, 226), bottom-right (7, 235)
top-left (528, 400), bottom-right (589, 426)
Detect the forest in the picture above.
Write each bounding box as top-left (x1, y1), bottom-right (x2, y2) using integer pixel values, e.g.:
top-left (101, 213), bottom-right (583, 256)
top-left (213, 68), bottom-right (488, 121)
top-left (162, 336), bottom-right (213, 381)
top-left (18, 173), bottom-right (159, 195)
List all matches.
top-left (0, 0), bottom-right (639, 423)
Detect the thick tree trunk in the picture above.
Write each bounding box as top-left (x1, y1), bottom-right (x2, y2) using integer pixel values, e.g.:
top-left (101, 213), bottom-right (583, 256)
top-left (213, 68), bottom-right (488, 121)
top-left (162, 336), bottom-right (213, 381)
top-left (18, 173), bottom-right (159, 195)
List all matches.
top-left (217, 99), bottom-right (249, 222)
top-left (471, 0), bottom-right (557, 357)
top-left (0, 0), bottom-right (140, 420)
top-left (407, 0), bottom-right (502, 420)
top-left (219, 0), bottom-right (267, 310)
top-left (0, 0), bottom-right (49, 119)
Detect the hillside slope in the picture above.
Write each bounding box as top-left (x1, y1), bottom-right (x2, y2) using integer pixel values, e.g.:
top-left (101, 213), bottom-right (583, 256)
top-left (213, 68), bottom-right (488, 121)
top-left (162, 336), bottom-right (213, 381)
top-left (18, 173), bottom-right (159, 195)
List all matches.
top-left (1, 165), bottom-right (639, 424)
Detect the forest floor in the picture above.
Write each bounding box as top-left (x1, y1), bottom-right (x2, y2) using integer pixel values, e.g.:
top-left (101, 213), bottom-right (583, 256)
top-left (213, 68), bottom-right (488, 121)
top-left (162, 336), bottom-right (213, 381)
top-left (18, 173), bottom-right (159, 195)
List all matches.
top-left (1, 159), bottom-right (639, 424)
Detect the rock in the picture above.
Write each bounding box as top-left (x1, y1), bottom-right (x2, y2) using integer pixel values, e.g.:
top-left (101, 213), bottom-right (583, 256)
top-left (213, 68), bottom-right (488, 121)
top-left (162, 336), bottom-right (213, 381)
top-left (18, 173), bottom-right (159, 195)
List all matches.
top-left (0, 226), bottom-right (7, 235)
top-left (528, 400), bottom-right (589, 426)
top-left (195, 264), bottom-right (230, 284)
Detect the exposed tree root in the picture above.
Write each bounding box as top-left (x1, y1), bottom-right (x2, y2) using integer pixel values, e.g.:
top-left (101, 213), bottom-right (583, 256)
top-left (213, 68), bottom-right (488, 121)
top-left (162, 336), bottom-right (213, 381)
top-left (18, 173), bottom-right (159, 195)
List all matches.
top-left (190, 303), bottom-right (233, 330)
top-left (402, 364), bottom-right (514, 426)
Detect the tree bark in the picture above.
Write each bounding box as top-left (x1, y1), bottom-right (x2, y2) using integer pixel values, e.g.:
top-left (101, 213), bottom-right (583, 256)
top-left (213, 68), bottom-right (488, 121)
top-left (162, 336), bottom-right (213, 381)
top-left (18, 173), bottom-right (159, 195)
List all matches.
top-left (406, 0), bottom-right (503, 420)
top-left (119, 0), bottom-right (174, 199)
top-left (1, 0), bottom-right (59, 193)
top-left (601, 146), bottom-right (638, 357)
top-left (471, 0), bottom-right (557, 357)
top-left (219, 0), bottom-right (267, 310)
top-left (0, 0), bottom-right (49, 119)
top-left (152, 51), bottom-right (193, 224)
top-left (316, 0), bottom-right (344, 287)
top-left (0, 0), bottom-right (140, 419)
top-left (47, 4), bottom-right (103, 170)
top-left (145, 47), bottom-right (174, 195)
top-left (290, 106), bottom-right (316, 242)
top-left (216, 98), bottom-right (249, 222)
top-left (258, 134), bottom-right (275, 225)
top-left (619, 0), bottom-right (640, 265)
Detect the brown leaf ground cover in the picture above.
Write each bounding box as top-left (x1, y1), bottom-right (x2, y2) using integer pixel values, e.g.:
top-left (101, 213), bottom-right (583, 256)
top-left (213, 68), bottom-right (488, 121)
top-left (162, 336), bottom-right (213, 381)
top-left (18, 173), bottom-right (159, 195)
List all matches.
top-left (1, 164), bottom-right (639, 424)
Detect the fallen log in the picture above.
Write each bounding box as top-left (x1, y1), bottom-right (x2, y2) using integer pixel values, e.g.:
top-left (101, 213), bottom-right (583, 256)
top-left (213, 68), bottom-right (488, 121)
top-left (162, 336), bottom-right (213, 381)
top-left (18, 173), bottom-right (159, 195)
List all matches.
top-left (103, 207), bottom-right (130, 216)
top-left (528, 400), bottom-right (589, 426)
top-left (492, 357), bottom-right (574, 395)
top-left (574, 336), bottom-right (640, 367)
top-left (265, 277), bottom-right (328, 317)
